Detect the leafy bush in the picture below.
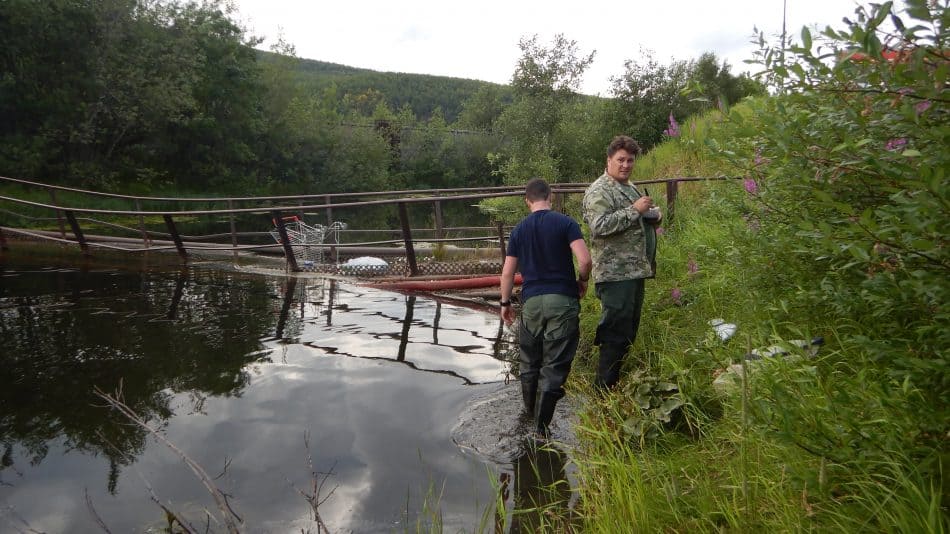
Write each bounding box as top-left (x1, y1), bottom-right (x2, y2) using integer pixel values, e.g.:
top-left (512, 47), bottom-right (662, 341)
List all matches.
top-left (697, 0), bottom-right (947, 526)
top-left (572, 2), bottom-right (946, 530)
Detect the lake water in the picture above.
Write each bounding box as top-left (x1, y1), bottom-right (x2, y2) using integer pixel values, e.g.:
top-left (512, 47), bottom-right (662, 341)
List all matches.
top-left (0, 258), bottom-right (569, 532)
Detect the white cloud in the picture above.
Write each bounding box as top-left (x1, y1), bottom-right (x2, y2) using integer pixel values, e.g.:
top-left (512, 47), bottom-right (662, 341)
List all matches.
top-left (234, 0), bottom-right (865, 95)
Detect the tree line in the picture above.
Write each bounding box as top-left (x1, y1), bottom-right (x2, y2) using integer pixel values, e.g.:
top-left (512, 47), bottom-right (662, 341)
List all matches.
top-left (0, 0), bottom-right (764, 196)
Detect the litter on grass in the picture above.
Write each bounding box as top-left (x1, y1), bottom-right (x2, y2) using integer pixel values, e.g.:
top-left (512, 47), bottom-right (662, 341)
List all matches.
top-left (708, 318), bottom-right (737, 341)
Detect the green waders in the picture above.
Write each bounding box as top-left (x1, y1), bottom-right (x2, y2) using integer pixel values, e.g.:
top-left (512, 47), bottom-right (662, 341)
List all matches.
top-left (517, 293), bottom-right (580, 436)
top-left (593, 278), bottom-right (645, 389)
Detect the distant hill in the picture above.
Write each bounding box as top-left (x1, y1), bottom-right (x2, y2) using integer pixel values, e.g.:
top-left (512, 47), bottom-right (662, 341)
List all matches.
top-left (257, 50), bottom-right (512, 123)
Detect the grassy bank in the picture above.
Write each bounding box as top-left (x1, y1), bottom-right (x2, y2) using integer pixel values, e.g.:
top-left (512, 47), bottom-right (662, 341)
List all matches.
top-left (552, 105), bottom-right (947, 532)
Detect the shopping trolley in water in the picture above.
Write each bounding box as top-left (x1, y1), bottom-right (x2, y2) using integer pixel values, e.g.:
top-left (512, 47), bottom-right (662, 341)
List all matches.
top-left (269, 216), bottom-right (346, 267)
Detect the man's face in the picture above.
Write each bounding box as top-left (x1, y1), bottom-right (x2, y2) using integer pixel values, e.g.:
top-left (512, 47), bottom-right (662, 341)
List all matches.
top-left (606, 149), bottom-right (635, 182)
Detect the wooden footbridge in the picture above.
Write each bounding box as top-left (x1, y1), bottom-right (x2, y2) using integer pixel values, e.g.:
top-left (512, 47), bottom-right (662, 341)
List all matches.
top-left (0, 175), bottom-right (705, 276)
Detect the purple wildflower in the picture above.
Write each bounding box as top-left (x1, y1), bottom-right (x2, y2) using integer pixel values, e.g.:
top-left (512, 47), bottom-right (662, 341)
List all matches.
top-left (671, 287), bottom-right (683, 305)
top-left (687, 257), bottom-right (698, 276)
top-left (655, 226), bottom-right (666, 236)
top-left (915, 100), bottom-right (932, 115)
top-left (885, 138), bottom-right (908, 151)
top-left (663, 113), bottom-right (680, 137)
top-left (743, 178), bottom-right (758, 195)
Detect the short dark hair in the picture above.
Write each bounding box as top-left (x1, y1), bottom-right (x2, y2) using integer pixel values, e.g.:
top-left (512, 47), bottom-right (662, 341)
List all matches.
top-left (607, 135), bottom-right (642, 158)
top-left (524, 177), bottom-right (551, 202)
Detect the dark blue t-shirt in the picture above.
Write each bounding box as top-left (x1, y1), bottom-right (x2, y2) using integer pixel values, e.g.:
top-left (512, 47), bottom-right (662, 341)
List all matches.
top-left (506, 209), bottom-right (583, 301)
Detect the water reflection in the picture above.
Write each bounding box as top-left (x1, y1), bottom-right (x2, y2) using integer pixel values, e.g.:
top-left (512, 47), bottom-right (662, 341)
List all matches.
top-left (278, 281), bottom-right (512, 385)
top-left (0, 262), bottom-right (516, 532)
top-left (496, 443), bottom-right (574, 533)
top-left (0, 265), bottom-right (270, 499)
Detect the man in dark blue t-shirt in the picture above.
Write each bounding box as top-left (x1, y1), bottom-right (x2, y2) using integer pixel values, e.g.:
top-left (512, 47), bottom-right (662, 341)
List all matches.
top-left (500, 178), bottom-right (592, 437)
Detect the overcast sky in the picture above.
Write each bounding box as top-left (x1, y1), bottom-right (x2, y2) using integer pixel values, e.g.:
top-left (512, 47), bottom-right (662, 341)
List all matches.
top-left (233, 0), bottom-right (866, 95)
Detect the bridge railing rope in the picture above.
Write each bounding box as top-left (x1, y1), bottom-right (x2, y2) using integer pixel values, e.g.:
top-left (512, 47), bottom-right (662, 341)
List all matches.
top-left (0, 175), bottom-right (730, 274)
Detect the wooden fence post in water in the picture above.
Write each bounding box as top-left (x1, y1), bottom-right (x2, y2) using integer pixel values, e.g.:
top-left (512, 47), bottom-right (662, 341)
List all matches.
top-left (135, 199), bottom-right (150, 249)
top-left (270, 210), bottom-right (299, 272)
top-left (397, 202), bottom-right (418, 277)
top-left (666, 179), bottom-right (679, 223)
top-left (228, 199), bottom-right (238, 260)
top-left (163, 215), bottom-right (188, 261)
top-left (49, 189), bottom-right (67, 240)
top-left (64, 210), bottom-right (89, 255)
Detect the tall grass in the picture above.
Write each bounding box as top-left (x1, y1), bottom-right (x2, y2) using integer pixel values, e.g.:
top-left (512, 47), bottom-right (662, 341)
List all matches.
top-left (556, 109), bottom-right (947, 533)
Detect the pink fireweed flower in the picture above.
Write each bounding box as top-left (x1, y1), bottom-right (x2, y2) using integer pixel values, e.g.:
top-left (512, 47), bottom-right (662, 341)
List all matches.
top-left (916, 100), bottom-right (932, 114)
top-left (655, 226), bottom-right (665, 236)
top-left (885, 138), bottom-right (908, 151)
top-left (663, 113), bottom-right (680, 137)
top-left (671, 287), bottom-right (683, 305)
top-left (743, 178), bottom-right (758, 195)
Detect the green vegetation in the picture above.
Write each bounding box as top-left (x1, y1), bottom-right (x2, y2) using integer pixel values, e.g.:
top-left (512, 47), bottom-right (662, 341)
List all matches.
top-left (556, 2), bottom-right (948, 531)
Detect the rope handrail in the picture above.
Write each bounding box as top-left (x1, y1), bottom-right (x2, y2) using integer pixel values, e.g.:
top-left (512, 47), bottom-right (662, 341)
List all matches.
top-left (0, 189), bottom-right (590, 217)
top-left (0, 175), bottom-right (593, 203)
top-left (0, 175), bottom-right (737, 272)
top-left (0, 174), bottom-right (729, 206)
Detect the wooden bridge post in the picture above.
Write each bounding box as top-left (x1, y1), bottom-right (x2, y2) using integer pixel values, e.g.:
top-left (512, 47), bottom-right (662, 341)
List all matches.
top-left (228, 199), bottom-right (238, 260)
top-left (64, 210), bottom-right (89, 255)
top-left (665, 179), bottom-right (679, 222)
top-left (48, 189), bottom-right (67, 240)
top-left (135, 199), bottom-right (150, 249)
top-left (270, 210), bottom-right (299, 272)
top-left (325, 195), bottom-right (333, 227)
top-left (433, 198), bottom-right (444, 241)
top-left (162, 215), bottom-right (188, 261)
top-left (0, 226), bottom-right (9, 252)
top-left (397, 202), bottom-right (418, 277)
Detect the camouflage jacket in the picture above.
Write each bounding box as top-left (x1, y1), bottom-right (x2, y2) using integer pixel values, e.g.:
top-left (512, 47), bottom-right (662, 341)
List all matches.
top-left (582, 172), bottom-right (656, 282)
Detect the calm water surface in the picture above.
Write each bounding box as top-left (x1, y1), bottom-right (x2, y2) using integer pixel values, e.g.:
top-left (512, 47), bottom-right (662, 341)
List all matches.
top-left (0, 260), bottom-right (532, 532)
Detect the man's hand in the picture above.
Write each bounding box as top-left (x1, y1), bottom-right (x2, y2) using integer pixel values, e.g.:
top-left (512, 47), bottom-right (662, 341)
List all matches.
top-left (500, 304), bottom-right (516, 325)
top-left (633, 196), bottom-right (653, 213)
top-left (577, 279), bottom-right (589, 298)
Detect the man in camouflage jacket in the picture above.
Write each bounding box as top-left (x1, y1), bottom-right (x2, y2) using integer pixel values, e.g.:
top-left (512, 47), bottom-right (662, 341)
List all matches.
top-left (582, 135), bottom-right (660, 389)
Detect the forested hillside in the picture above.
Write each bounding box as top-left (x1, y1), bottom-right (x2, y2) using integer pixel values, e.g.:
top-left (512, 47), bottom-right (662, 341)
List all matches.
top-left (259, 51), bottom-right (514, 123)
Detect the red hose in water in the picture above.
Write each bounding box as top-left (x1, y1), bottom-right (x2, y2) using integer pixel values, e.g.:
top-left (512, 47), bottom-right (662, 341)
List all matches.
top-left (367, 274), bottom-right (522, 291)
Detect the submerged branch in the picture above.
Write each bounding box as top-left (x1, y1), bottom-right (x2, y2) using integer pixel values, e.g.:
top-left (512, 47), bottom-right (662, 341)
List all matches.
top-left (93, 386), bottom-right (244, 533)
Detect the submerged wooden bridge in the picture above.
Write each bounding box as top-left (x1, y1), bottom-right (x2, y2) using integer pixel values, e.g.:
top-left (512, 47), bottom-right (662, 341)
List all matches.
top-left (0, 175), bottom-right (709, 276)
